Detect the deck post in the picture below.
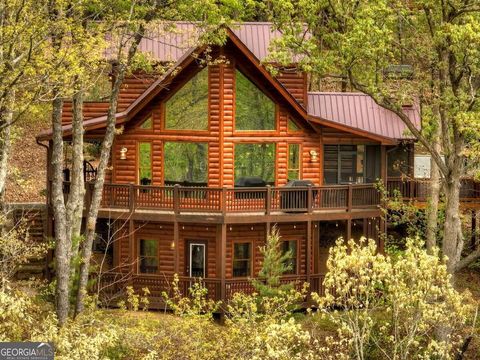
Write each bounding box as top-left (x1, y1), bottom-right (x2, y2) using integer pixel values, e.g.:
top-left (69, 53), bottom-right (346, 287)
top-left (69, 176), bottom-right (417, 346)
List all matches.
top-left (173, 184), bottom-right (180, 215)
top-left (221, 187), bottom-right (227, 216)
top-left (129, 216), bottom-right (135, 275)
top-left (307, 185), bottom-right (313, 213)
top-left (306, 220), bottom-right (312, 284)
top-left (265, 185), bottom-right (271, 215)
top-left (347, 184), bottom-right (353, 212)
top-left (347, 218), bottom-right (352, 240)
top-left (128, 183), bottom-right (135, 213)
top-left (220, 223), bottom-right (227, 302)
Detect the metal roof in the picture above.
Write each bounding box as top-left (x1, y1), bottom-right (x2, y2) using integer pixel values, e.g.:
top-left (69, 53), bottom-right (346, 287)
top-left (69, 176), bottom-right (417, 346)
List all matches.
top-left (137, 22), bottom-right (281, 62)
top-left (42, 23), bottom-right (421, 142)
top-left (307, 92), bottom-right (420, 140)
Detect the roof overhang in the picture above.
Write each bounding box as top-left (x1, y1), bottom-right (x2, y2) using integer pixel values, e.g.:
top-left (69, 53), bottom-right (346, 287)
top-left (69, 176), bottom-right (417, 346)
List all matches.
top-left (307, 115), bottom-right (399, 145)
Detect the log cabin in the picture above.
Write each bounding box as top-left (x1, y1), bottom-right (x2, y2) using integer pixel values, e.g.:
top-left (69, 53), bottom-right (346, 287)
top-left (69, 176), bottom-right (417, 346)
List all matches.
top-left (36, 22), bottom-right (480, 307)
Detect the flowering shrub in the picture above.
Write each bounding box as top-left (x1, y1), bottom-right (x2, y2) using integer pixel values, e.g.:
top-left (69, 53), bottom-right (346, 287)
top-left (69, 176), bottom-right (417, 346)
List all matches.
top-left (0, 285), bottom-right (120, 359)
top-left (312, 237), bottom-right (477, 359)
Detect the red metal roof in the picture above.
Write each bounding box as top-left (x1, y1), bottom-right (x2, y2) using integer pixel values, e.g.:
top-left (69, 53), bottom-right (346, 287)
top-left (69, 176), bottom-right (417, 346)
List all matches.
top-left (41, 23), bottom-right (422, 142)
top-left (137, 22), bottom-right (281, 62)
top-left (307, 92), bottom-right (420, 140)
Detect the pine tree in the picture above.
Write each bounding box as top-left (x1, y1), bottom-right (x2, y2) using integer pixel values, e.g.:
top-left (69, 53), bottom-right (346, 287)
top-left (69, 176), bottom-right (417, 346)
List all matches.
top-left (252, 226), bottom-right (293, 298)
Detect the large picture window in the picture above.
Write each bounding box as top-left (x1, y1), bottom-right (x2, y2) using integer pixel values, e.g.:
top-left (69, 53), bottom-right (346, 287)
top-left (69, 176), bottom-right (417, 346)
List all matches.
top-left (233, 242), bottom-right (251, 277)
top-left (163, 142), bottom-right (208, 185)
top-left (235, 70), bottom-right (275, 131)
top-left (139, 239), bottom-right (158, 274)
top-left (138, 142), bottom-right (152, 185)
top-left (234, 143), bottom-right (275, 184)
top-left (165, 67), bottom-right (208, 130)
top-left (324, 145), bottom-right (380, 184)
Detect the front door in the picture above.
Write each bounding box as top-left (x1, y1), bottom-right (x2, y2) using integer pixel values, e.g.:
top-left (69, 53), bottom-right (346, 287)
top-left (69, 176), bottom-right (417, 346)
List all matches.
top-left (189, 243), bottom-right (206, 278)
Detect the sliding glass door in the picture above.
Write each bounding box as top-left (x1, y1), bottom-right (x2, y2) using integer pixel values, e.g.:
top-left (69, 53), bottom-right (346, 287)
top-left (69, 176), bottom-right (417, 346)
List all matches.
top-left (324, 145), bottom-right (380, 184)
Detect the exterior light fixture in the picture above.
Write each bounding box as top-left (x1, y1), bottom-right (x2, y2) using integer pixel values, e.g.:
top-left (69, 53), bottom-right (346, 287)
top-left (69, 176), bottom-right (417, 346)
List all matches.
top-left (120, 147), bottom-right (128, 160)
top-left (170, 241), bottom-right (175, 250)
top-left (309, 150), bottom-right (318, 163)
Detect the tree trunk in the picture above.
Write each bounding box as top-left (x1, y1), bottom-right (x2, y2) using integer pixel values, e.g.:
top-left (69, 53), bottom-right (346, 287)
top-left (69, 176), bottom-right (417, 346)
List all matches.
top-left (74, 16), bottom-right (154, 314)
top-left (442, 168), bottom-right (462, 278)
top-left (67, 87), bottom-right (85, 262)
top-left (51, 94), bottom-right (70, 326)
top-left (426, 137), bottom-right (441, 252)
top-left (0, 93), bottom-right (13, 202)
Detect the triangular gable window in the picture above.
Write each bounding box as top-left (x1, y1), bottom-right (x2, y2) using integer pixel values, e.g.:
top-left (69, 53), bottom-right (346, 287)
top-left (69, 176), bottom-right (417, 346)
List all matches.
top-left (235, 70), bottom-right (276, 131)
top-left (139, 116), bottom-right (153, 129)
top-left (165, 67), bottom-right (208, 130)
top-left (288, 118), bottom-right (301, 132)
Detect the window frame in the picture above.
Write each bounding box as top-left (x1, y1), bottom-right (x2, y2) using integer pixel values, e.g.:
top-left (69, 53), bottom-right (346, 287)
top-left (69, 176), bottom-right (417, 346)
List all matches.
top-left (281, 239), bottom-right (298, 275)
top-left (137, 238), bottom-right (159, 275)
top-left (287, 118), bottom-right (302, 134)
top-left (287, 143), bottom-right (302, 181)
top-left (233, 67), bottom-right (278, 134)
top-left (162, 67), bottom-right (210, 133)
top-left (137, 113), bottom-right (153, 131)
top-left (162, 141), bottom-right (209, 186)
top-left (232, 241), bottom-right (253, 278)
top-left (137, 141), bottom-right (153, 186)
top-left (233, 141), bottom-right (277, 185)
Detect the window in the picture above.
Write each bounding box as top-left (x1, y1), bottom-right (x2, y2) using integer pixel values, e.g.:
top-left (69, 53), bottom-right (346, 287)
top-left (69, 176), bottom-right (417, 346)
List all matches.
top-left (139, 116), bottom-right (152, 129)
top-left (234, 143), bottom-right (275, 184)
top-left (282, 240), bottom-right (297, 274)
top-left (288, 118), bottom-right (301, 132)
top-left (324, 145), bottom-right (380, 184)
top-left (288, 144), bottom-right (300, 180)
top-left (235, 70), bottom-right (276, 131)
top-left (139, 239), bottom-right (158, 274)
top-left (165, 67), bottom-right (208, 130)
top-left (163, 142), bottom-right (208, 185)
top-left (138, 142), bottom-right (152, 185)
top-left (233, 242), bottom-right (251, 277)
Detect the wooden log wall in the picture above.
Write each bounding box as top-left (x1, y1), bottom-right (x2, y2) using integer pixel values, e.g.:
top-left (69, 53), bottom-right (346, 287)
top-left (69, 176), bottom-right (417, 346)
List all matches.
top-left (115, 221), bottom-right (218, 277)
top-left (114, 220), bottom-right (309, 279)
top-left (225, 222), bottom-right (307, 279)
top-left (276, 69), bottom-right (308, 106)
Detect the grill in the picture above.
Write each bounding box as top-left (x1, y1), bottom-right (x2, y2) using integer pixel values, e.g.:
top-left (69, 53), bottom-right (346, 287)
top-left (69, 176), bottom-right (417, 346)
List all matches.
top-left (281, 180), bottom-right (315, 212)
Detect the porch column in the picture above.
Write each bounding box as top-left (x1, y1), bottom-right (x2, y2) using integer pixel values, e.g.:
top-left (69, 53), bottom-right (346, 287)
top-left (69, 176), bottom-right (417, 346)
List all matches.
top-left (306, 220), bottom-right (312, 282)
top-left (379, 217), bottom-right (386, 253)
top-left (347, 218), bottom-right (352, 241)
top-left (174, 221), bottom-right (179, 273)
top-left (129, 218), bottom-right (135, 276)
top-left (381, 145), bottom-right (387, 183)
top-left (219, 223), bottom-right (227, 301)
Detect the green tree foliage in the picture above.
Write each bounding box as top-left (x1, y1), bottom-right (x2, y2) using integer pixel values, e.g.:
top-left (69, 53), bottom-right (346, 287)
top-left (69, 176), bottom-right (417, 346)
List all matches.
top-left (252, 226), bottom-right (294, 298)
top-left (264, 0), bottom-right (480, 273)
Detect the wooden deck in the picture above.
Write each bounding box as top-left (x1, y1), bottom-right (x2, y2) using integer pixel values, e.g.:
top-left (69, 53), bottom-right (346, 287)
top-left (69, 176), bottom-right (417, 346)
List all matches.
top-left (83, 183), bottom-right (381, 218)
top-left (387, 177), bottom-right (480, 208)
top-left (61, 178), bottom-right (480, 222)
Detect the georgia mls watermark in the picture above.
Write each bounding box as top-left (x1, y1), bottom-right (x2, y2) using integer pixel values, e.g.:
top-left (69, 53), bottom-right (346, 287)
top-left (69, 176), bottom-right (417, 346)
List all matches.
top-left (0, 343), bottom-right (54, 360)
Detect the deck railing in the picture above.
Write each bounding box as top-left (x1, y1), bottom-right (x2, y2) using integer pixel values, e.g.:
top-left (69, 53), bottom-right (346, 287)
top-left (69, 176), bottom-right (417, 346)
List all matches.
top-left (59, 178), bottom-right (480, 214)
top-left (386, 177), bottom-right (480, 202)
top-left (83, 183), bottom-right (381, 214)
top-left (95, 273), bottom-right (324, 306)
